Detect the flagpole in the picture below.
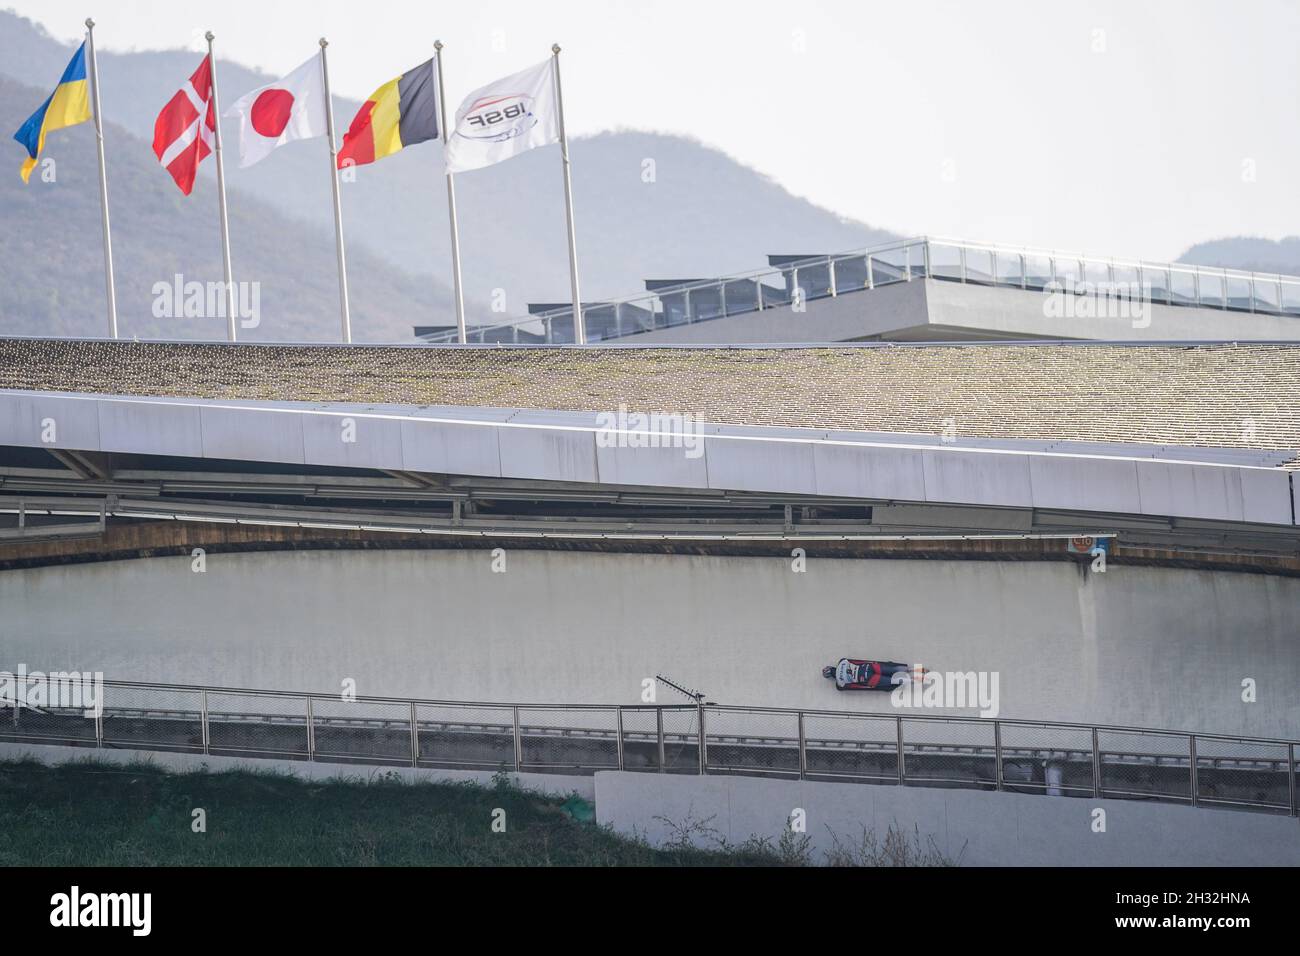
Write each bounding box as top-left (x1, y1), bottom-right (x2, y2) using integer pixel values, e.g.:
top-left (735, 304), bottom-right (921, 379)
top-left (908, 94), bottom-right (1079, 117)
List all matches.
top-left (84, 19), bottom-right (118, 339)
top-left (205, 32), bottom-right (237, 342)
top-left (318, 38), bottom-right (353, 344)
top-left (550, 44), bottom-right (585, 345)
top-left (433, 41), bottom-right (467, 345)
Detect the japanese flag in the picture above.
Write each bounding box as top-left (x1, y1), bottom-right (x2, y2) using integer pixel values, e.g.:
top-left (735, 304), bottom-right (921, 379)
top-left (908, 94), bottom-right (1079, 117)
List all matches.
top-left (225, 54), bottom-right (327, 168)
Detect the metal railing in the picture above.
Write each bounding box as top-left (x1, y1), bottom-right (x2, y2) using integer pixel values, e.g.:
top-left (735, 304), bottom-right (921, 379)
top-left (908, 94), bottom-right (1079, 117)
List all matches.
top-left (4, 677), bottom-right (1296, 816)
top-left (419, 236), bottom-right (1300, 344)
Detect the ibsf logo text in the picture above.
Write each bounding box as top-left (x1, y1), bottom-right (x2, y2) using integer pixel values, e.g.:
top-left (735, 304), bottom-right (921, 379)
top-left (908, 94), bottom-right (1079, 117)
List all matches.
top-left (461, 94), bottom-right (536, 142)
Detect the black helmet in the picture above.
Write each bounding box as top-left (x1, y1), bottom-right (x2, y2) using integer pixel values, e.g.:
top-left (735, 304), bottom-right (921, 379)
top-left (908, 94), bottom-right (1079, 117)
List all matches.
top-left (821, 666), bottom-right (835, 679)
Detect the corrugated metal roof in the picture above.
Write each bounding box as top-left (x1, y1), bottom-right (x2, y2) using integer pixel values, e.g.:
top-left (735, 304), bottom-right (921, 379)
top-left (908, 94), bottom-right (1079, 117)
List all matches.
top-left (2, 338), bottom-right (1298, 464)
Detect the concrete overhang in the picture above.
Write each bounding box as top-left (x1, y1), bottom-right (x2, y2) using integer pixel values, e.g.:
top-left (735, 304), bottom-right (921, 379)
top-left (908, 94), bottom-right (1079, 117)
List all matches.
top-left (1, 389), bottom-right (1294, 529)
top-left (622, 278), bottom-right (1300, 345)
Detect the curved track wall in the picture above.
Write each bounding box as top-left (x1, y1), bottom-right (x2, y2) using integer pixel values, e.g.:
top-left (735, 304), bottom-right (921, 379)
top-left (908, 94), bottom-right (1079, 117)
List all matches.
top-left (1, 548), bottom-right (1296, 737)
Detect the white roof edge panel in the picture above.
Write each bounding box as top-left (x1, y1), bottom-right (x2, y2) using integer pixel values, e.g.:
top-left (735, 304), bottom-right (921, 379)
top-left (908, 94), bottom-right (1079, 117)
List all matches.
top-left (0, 389), bottom-right (1294, 527)
top-left (2, 389), bottom-right (1291, 468)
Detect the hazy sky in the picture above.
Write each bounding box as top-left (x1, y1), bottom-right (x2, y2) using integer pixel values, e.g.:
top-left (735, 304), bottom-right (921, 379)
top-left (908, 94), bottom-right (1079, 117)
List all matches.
top-left (9, 0), bottom-right (1298, 260)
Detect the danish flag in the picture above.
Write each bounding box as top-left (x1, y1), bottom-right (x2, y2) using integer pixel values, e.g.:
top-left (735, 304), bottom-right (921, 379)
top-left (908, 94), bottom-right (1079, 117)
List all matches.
top-left (153, 55), bottom-right (216, 195)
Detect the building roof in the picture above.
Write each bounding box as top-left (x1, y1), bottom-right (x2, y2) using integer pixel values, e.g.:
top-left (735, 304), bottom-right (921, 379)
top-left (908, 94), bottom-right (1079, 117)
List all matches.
top-left (2, 337), bottom-right (1299, 464)
top-left (423, 235), bottom-right (1300, 345)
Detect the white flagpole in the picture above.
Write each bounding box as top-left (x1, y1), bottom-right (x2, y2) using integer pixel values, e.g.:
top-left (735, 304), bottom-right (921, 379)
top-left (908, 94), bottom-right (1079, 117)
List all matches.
top-left (205, 32), bottom-right (237, 342)
top-left (318, 38), bottom-right (353, 344)
top-left (84, 19), bottom-right (118, 339)
top-left (433, 41), bottom-right (467, 344)
top-left (550, 44), bottom-right (585, 345)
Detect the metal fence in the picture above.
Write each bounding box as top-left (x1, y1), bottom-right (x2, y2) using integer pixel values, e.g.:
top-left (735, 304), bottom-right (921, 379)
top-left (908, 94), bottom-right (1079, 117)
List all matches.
top-left (419, 235), bottom-right (1300, 344)
top-left (3, 678), bottom-right (1296, 816)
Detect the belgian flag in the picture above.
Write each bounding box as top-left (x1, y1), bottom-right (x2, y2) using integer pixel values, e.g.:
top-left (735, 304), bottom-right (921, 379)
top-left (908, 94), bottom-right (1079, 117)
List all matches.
top-left (337, 59), bottom-right (439, 168)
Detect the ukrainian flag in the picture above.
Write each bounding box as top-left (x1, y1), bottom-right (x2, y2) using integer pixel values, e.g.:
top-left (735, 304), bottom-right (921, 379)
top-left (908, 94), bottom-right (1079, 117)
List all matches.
top-left (13, 42), bottom-right (92, 183)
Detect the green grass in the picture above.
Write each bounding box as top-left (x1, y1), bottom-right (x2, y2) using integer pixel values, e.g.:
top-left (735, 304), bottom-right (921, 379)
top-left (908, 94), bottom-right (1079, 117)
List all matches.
top-left (0, 758), bottom-right (796, 867)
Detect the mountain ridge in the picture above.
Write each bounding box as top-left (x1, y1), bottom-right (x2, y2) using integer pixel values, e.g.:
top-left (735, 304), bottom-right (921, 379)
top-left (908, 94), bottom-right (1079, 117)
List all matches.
top-left (0, 71), bottom-right (445, 341)
top-left (0, 8), bottom-right (898, 330)
top-left (4, 8), bottom-right (1293, 343)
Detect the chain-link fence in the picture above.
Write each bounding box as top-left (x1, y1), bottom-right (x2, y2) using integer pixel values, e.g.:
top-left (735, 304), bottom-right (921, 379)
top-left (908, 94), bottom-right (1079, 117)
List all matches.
top-left (702, 707), bottom-right (800, 777)
top-left (901, 717), bottom-right (998, 788)
top-left (311, 697), bottom-right (413, 766)
top-left (103, 684), bottom-right (205, 753)
top-left (658, 706), bottom-right (704, 774)
top-left (997, 722), bottom-right (1094, 796)
top-left (2, 678), bottom-right (1295, 816)
top-left (802, 711), bottom-right (899, 782)
top-left (517, 707), bottom-right (620, 772)
top-left (414, 703), bottom-right (515, 768)
top-left (1, 691), bottom-right (98, 746)
top-left (1193, 735), bottom-right (1294, 812)
top-left (617, 706), bottom-right (667, 771)
top-left (206, 691), bottom-right (308, 758)
top-left (1097, 728), bottom-right (1193, 803)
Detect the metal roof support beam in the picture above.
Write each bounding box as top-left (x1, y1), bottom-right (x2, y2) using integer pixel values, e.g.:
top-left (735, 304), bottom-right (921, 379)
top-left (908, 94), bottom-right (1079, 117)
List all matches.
top-left (48, 449), bottom-right (111, 480)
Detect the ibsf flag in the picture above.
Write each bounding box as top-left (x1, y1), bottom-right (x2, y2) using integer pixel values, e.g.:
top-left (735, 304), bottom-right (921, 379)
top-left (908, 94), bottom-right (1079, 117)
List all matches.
top-left (444, 58), bottom-right (559, 174)
top-left (153, 55), bottom-right (216, 195)
top-left (225, 54), bottom-right (327, 168)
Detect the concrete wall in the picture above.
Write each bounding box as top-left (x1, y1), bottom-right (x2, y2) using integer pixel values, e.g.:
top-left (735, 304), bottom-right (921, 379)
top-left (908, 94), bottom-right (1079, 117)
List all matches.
top-left (1, 548), bottom-right (1296, 736)
top-left (594, 771), bottom-right (1300, 866)
top-left (924, 280), bottom-right (1300, 341)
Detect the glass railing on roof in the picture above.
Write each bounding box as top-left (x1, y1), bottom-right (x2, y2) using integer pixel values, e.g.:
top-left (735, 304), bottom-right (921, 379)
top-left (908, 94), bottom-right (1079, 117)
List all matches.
top-left (418, 237), bottom-right (1300, 344)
